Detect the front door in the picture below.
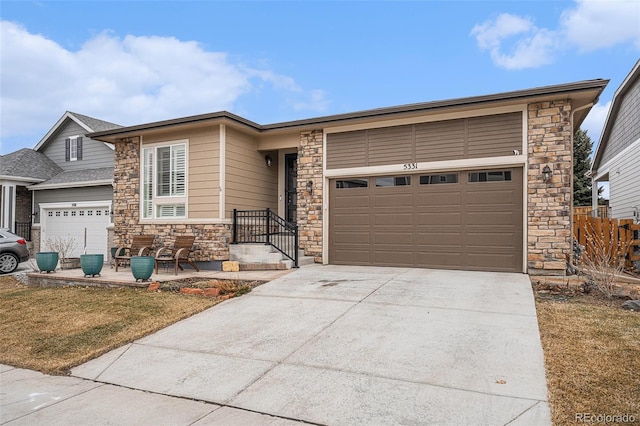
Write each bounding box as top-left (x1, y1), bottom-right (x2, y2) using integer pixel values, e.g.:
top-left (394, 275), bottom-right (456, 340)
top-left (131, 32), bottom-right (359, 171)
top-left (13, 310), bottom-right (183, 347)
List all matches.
top-left (285, 153), bottom-right (297, 223)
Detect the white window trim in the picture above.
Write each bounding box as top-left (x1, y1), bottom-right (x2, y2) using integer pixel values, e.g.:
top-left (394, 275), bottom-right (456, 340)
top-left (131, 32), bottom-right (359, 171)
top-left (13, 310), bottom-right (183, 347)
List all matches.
top-left (69, 135), bottom-right (80, 161)
top-left (140, 139), bottom-right (189, 220)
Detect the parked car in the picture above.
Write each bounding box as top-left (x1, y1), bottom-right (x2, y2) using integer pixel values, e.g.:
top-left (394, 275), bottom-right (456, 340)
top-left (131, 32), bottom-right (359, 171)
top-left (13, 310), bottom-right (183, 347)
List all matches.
top-left (0, 228), bottom-right (30, 274)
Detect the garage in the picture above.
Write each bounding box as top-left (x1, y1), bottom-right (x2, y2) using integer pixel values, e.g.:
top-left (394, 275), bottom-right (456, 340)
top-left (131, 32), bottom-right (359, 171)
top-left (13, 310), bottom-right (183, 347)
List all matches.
top-left (329, 168), bottom-right (523, 272)
top-left (41, 204), bottom-right (111, 258)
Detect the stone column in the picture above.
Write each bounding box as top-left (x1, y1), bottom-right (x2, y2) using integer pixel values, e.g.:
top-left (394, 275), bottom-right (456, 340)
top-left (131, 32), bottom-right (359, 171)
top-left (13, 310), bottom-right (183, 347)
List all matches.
top-left (113, 137), bottom-right (141, 248)
top-left (527, 100), bottom-right (573, 275)
top-left (297, 129), bottom-right (324, 262)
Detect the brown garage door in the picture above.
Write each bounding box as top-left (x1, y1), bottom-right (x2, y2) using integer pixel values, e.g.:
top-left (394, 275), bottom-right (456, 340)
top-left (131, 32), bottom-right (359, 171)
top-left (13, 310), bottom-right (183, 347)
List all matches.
top-left (329, 168), bottom-right (523, 272)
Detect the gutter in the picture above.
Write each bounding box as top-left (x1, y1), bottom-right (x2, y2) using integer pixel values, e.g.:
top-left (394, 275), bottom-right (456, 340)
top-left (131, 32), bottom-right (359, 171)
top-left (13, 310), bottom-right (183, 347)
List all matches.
top-left (28, 179), bottom-right (113, 191)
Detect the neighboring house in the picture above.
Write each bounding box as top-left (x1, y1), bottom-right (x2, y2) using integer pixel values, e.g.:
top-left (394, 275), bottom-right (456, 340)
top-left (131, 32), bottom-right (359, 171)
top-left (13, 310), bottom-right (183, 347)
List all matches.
top-left (90, 79), bottom-right (607, 275)
top-left (4, 112), bottom-right (122, 258)
top-left (0, 149), bottom-right (62, 242)
top-left (591, 60), bottom-right (640, 221)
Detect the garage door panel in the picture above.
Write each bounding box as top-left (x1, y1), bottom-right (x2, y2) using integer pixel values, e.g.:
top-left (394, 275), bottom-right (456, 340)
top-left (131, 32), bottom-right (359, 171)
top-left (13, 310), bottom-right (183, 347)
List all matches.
top-left (333, 194), bottom-right (370, 208)
top-left (415, 192), bottom-right (462, 206)
top-left (466, 189), bottom-right (519, 205)
top-left (415, 231), bottom-right (462, 246)
top-left (332, 231), bottom-right (370, 244)
top-left (416, 212), bottom-right (462, 226)
top-left (466, 212), bottom-right (520, 226)
top-left (43, 206), bottom-right (110, 258)
top-left (332, 249), bottom-right (371, 264)
top-left (466, 232), bottom-right (517, 247)
top-left (415, 251), bottom-right (463, 268)
top-left (373, 213), bottom-right (413, 226)
top-left (373, 250), bottom-right (415, 266)
top-left (333, 214), bottom-right (370, 226)
top-left (465, 253), bottom-right (517, 272)
top-left (372, 232), bottom-right (414, 245)
top-left (373, 193), bottom-right (413, 208)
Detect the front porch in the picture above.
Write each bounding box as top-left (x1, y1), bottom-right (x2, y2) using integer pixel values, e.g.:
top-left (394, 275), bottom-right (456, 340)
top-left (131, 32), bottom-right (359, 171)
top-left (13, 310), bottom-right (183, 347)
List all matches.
top-left (25, 263), bottom-right (291, 289)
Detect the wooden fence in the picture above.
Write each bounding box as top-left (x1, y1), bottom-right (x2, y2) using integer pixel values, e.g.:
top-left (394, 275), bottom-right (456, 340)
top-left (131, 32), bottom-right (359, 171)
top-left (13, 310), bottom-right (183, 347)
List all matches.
top-left (573, 216), bottom-right (640, 269)
top-left (573, 205), bottom-right (609, 218)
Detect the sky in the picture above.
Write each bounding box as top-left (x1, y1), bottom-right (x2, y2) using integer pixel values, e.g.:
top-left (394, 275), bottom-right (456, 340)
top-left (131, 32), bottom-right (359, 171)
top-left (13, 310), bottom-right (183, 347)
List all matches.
top-left (1, 0), bottom-right (639, 158)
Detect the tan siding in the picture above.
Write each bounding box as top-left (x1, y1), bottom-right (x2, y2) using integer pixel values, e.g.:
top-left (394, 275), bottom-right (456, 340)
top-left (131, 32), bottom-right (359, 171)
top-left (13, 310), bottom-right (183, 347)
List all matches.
top-left (141, 126), bottom-right (220, 219)
top-left (225, 127), bottom-right (278, 217)
top-left (326, 130), bottom-right (367, 169)
top-left (467, 112), bottom-right (521, 158)
top-left (367, 125), bottom-right (413, 166)
top-left (415, 119), bottom-right (465, 162)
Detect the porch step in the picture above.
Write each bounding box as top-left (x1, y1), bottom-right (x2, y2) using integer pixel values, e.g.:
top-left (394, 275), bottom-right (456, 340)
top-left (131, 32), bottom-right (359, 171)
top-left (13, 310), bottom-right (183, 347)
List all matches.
top-left (229, 244), bottom-right (315, 270)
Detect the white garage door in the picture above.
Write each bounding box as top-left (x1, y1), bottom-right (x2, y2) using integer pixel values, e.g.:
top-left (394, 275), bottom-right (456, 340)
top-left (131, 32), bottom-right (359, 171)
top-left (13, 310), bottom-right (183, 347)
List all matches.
top-left (42, 205), bottom-right (111, 258)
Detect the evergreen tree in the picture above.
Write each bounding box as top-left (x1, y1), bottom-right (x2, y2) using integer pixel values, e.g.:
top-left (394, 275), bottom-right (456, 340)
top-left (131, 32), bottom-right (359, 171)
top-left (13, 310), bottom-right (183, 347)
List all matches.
top-left (573, 129), bottom-right (601, 206)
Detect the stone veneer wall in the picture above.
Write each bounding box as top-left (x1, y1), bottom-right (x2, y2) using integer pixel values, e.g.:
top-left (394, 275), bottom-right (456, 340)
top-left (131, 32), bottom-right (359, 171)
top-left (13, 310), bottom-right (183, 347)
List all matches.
top-left (297, 130), bottom-right (324, 262)
top-left (113, 138), bottom-right (231, 261)
top-left (527, 100), bottom-right (573, 275)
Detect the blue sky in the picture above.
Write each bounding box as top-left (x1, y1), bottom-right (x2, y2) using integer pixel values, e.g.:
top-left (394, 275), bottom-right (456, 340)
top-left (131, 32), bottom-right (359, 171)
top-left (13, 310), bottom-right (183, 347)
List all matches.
top-left (1, 0), bottom-right (639, 156)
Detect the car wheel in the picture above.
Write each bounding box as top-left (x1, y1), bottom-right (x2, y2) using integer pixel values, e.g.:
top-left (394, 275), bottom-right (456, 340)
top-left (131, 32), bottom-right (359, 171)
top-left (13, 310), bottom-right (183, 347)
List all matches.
top-left (0, 253), bottom-right (19, 274)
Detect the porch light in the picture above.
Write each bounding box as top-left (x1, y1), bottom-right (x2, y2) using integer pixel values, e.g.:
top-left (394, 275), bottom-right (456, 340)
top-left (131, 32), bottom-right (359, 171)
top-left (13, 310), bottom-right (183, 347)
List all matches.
top-left (542, 165), bottom-right (552, 183)
top-left (306, 180), bottom-right (313, 195)
top-left (265, 155), bottom-right (273, 167)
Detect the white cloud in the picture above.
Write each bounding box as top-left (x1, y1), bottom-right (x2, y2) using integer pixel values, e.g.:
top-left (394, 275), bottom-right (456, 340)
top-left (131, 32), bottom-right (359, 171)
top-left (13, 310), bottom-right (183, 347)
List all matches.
top-left (471, 0), bottom-right (640, 69)
top-left (470, 13), bottom-right (556, 70)
top-left (582, 100), bottom-right (612, 147)
top-left (561, 0), bottom-right (640, 51)
top-left (0, 21), bottom-right (330, 146)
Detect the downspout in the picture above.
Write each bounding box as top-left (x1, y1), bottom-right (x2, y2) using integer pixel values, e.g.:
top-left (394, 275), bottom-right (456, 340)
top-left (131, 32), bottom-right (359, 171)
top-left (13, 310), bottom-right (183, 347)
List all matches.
top-left (571, 102), bottom-right (595, 215)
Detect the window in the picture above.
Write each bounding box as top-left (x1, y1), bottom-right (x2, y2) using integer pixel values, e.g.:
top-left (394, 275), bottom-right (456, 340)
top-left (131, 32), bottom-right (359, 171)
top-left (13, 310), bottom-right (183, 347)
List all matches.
top-left (336, 179), bottom-right (368, 188)
top-left (420, 173), bottom-right (458, 185)
top-left (468, 170), bottom-right (512, 182)
top-left (375, 176), bottom-right (411, 187)
top-left (142, 142), bottom-right (187, 219)
top-left (65, 136), bottom-right (83, 161)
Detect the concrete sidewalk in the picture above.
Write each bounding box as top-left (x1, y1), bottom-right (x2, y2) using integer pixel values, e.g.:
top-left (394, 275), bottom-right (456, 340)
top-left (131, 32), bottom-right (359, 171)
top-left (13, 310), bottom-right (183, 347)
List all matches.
top-left (1, 265), bottom-right (551, 425)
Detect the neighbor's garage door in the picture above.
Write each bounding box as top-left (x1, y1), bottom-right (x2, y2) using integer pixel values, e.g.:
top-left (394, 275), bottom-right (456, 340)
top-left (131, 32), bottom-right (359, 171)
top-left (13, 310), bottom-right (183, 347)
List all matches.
top-left (329, 168), bottom-right (523, 272)
top-left (42, 206), bottom-right (110, 257)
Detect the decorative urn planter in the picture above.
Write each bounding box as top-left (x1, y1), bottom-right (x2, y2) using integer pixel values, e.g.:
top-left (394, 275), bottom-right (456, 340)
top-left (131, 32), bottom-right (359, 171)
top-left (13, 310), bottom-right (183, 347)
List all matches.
top-left (80, 254), bottom-right (104, 277)
top-left (131, 256), bottom-right (155, 282)
top-left (35, 252), bottom-right (59, 273)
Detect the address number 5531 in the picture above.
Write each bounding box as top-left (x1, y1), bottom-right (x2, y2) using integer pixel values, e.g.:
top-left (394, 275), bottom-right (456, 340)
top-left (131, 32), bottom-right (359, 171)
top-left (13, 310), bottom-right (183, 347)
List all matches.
top-left (403, 163), bottom-right (418, 170)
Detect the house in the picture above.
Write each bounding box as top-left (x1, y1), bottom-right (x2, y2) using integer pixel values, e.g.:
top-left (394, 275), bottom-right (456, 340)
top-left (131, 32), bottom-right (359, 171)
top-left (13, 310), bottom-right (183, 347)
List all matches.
top-left (89, 79), bottom-right (607, 275)
top-left (2, 112), bottom-right (122, 258)
top-left (591, 60), bottom-right (640, 221)
top-left (0, 149), bottom-right (62, 241)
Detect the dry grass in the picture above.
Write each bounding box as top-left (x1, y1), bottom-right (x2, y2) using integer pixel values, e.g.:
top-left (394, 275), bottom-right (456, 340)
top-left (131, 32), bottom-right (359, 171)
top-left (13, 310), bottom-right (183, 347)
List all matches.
top-left (536, 295), bottom-right (640, 424)
top-left (0, 276), bottom-right (220, 375)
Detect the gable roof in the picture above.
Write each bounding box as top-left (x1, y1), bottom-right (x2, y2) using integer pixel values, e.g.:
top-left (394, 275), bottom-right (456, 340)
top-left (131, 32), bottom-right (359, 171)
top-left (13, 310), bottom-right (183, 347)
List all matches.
top-left (29, 167), bottom-right (113, 190)
top-left (592, 59), bottom-right (640, 171)
top-left (88, 79), bottom-right (608, 143)
top-left (33, 111), bottom-right (122, 151)
top-left (0, 148), bottom-right (63, 182)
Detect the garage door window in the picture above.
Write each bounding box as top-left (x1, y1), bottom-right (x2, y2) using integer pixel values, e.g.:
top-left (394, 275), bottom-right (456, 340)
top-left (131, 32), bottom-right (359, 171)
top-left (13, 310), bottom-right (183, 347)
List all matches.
top-left (336, 179), bottom-right (368, 188)
top-left (419, 173), bottom-right (458, 185)
top-left (375, 176), bottom-right (411, 187)
top-left (468, 170), bottom-right (512, 182)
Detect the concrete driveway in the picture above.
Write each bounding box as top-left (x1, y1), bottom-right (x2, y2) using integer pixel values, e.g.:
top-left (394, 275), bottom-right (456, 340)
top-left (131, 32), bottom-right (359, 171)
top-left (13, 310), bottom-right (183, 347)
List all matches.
top-left (4, 265), bottom-right (551, 425)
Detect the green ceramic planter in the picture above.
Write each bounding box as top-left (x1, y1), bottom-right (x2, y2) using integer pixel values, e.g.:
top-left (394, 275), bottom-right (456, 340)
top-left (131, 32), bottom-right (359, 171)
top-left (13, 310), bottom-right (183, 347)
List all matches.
top-left (81, 254), bottom-right (104, 277)
top-left (35, 252), bottom-right (58, 273)
top-left (131, 256), bottom-right (155, 282)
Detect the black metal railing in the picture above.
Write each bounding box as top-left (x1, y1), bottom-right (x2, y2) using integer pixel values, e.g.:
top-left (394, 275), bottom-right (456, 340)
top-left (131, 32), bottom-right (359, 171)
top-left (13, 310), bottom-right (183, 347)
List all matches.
top-left (232, 208), bottom-right (299, 267)
top-left (14, 222), bottom-right (32, 241)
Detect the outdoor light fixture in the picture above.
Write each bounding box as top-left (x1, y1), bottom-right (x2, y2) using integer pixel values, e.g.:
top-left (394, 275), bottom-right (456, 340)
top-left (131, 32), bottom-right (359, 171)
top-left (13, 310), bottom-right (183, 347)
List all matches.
top-left (542, 165), bottom-right (552, 183)
top-left (265, 155), bottom-right (273, 167)
top-left (306, 180), bottom-right (313, 195)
